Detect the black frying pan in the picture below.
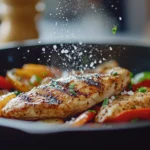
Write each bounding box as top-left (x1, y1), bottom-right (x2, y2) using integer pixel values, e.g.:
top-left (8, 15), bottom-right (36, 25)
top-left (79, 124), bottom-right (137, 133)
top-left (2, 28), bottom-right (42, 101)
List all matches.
top-left (0, 40), bottom-right (150, 148)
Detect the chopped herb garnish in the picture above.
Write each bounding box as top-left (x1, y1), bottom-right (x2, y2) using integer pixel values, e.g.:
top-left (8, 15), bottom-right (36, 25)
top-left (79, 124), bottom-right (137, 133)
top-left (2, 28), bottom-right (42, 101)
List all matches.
top-left (69, 84), bottom-right (75, 89)
top-left (112, 71), bottom-right (118, 76)
top-left (112, 26), bottom-right (118, 35)
top-left (69, 84), bottom-right (76, 95)
top-left (130, 72), bottom-right (134, 78)
top-left (35, 75), bottom-right (42, 82)
top-left (14, 91), bottom-right (21, 96)
top-left (131, 118), bottom-right (138, 123)
top-left (102, 98), bottom-right (109, 106)
top-left (137, 87), bottom-right (147, 93)
top-left (69, 89), bottom-right (76, 95)
top-left (88, 110), bottom-right (96, 113)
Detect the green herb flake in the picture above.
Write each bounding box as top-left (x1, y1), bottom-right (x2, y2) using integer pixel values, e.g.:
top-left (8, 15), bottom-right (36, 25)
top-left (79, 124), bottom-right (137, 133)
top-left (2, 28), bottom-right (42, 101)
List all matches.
top-left (137, 87), bottom-right (147, 93)
top-left (69, 84), bottom-right (76, 95)
top-left (112, 26), bottom-right (118, 35)
top-left (88, 110), bottom-right (96, 113)
top-left (102, 98), bottom-right (109, 107)
top-left (131, 118), bottom-right (138, 123)
top-left (69, 84), bottom-right (75, 89)
top-left (112, 71), bottom-right (118, 76)
top-left (35, 75), bottom-right (42, 83)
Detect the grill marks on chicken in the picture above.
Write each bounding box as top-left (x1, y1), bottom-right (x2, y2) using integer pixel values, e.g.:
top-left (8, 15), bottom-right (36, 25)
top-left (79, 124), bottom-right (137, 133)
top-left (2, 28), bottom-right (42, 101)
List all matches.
top-left (95, 90), bottom-right (150, 123)
top-left (2, 67), bottom-right (130, 120)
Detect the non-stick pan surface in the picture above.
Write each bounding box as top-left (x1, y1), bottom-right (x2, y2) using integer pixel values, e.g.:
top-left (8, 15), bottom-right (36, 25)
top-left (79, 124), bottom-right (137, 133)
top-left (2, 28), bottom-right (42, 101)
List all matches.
top-left (0, 42), bottom-right (150, 148)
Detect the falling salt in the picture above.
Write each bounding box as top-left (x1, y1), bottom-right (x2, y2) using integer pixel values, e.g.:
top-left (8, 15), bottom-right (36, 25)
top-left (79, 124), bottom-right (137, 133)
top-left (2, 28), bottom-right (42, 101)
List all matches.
top-left (38, 41), bottom-right (41, 43)
top-left (79, 52), bottom-right (83, 56)
top-left (42, 48), bottom-right (45, 52)
top-left (90, 62), bottom-right (94, 67)
top-left (99, 60), bottom-right (102, 64)
top-left (109, 47), bottom-right (113, 51)
top-left (119, 17), bottom-right (122, 21)
top-left (103, 58), bottom-right (106, 61)
top-left (73, 45), bottom-right (77, 50)
top-left (17, 47), bottom-right (20, 50)
top-left (37, 58), bottom-right (40, 61)
top-left (27, 50), bottom-right (30, 53)
top-left (53, 45), bottom-right (57, 50)
top-left (64, 50), bottom-right (69, 53)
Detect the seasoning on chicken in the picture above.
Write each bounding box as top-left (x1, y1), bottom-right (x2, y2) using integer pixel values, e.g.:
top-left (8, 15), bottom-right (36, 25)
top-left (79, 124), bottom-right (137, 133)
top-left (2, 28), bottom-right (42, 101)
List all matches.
top-left (2, 67), bottom-right (130, 120)
top-left (95, 88), bottom-right (150, 123)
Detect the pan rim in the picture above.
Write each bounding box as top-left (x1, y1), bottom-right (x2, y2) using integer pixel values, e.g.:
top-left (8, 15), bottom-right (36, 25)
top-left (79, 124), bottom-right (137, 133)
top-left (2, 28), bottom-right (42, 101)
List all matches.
top-left (0, 40), bottom-right (150, 134)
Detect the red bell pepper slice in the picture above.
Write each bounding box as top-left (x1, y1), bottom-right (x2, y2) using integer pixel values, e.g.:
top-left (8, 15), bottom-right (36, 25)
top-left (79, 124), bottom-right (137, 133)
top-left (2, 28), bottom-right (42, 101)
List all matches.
top-left (71, 110), bottom-right (96, 126)
top-left (104, 108), bottom-right (150, 123)
top-left (0, 76), bottom-right (12, 90)
top-left (132, 80), bottom-right (150, 91)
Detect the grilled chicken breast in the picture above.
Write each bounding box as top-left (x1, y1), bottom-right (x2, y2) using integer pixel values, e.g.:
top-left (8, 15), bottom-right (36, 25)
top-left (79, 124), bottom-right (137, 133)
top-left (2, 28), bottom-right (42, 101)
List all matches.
top-left (95, 89), bottom-right (150, 123)
top-left (2, 67), bottom-right (130, 120)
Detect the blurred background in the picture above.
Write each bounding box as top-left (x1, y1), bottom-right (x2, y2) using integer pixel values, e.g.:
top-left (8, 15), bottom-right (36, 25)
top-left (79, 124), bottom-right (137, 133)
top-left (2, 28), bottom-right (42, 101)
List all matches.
top-left (0, 0), bottom-right (149, 45)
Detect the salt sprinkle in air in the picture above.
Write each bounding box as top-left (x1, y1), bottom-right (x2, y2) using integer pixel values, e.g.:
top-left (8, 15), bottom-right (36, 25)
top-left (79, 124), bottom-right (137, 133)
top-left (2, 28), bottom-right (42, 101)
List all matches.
top-left (99, 60), bottom-right (102, 64)
top-left (119, 17), bottom-right (122, 21)
top-left (90, 62), bottom-right (94, 67)
top-left (42, 48), bottom-right (45, 52)
top-left (53, 45), bottom-right (57, 50)
top-left (109, 47), bottom-right (113, 51)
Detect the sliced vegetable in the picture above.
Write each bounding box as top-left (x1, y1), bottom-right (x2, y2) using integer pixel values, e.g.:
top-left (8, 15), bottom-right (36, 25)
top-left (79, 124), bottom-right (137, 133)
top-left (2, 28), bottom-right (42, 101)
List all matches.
top-left (22, 64), bottom-right (61, 78)
top-left (132, 80), bottom-right (150, 91)
top-left (0, 76), bottom-right (13, 90)
top-left (71, 110), bottom-right (96, 126)
top-left (15, 69), bottom-right (34, 78)
top-left (6, 70), bottom-right (32, 92)
top-left (132, 72), bottom-right (150, 84)
top-left (0, 92), bottom-right (16, 116)
top-left (104, 108), bottom-right (150, 123)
